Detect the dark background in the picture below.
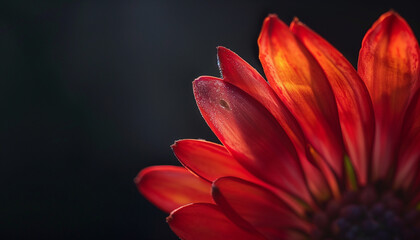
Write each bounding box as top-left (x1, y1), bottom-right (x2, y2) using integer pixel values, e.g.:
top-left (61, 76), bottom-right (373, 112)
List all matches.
top-left (1, 0), bottom-right (418, 239)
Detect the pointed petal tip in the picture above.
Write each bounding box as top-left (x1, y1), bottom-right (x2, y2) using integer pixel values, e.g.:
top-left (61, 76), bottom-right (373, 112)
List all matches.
top-left (267, 13), bottom-right (279, 19)
top-left (193, 76), bottom-right (223, 96)
top-left (264, 14), bottom-right (279, 24)
top-left (165, 214), bottom-right (172, 223)
top-left (166, 203), bottom-right (189, 222)
top-left (290, 16), bottom-right (302, 26)
top-left (193, 76), bottom-right (211, 90)
top-left (170, 140), bottom-right (180, 149)
top-left (217, 46), bottom-right (232, 60)
top-left (133, 173), bottom-right (141, 185)
top-left (171, 139), bottom-right (188, 149)
top-left (172, 139), bottom-right (207, 150)
top-left (383, 9), bottom-right (399, 17)
top-left (133, 166), bottom-right (149, 186)
top-left (289, 18), bottom-right (307, 33)
top-left (216, 47), bottom-right (234, 67)
top-left (375, 10), bottom-right (407, 26)
top-left (216, 46), bottom-right (229, 52)
top-left (193, 76), bottom-right (212, 84)
top-left (134, 165), bottom-right (163, 185)
top-left (134, 166), bottom-right (162, 194)
top-left (193, 75), bottom-right (217, 83)
top-left (259, 14), bottom-right (288, 44)
top-left (166, 203), bottom-right (191, 223)
top-left (290, 17), bottom-right (306, 30)
top-left (217, 46), bottom-right (236, 58)
top-left (261, 14), bottom-right (281, 30)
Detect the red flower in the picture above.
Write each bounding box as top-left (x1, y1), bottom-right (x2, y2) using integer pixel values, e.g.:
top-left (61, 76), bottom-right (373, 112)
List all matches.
top-left (135, 11), bottom-right (420, 239)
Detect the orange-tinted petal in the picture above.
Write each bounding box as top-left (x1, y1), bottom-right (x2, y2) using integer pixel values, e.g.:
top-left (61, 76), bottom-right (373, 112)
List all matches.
top-left (218, 46), bottom-right (306, 155)
top-left (193, 76), bottom-right (312, 204)
top-left (172, 139), bottom-right (260, 183)
top-left (217, 46), bottom-right (331, 201)
top-left (212, 177), bottom-right (311, 240)
top-left (291, 20), bottom-right (375, 185)
top-left (134, 166), bottom-right (213, 213)
top-left (358, 11), bottom-right (420, 181)
top-left (258, 15), bottom-right (345, 180)
top-left (168, 203), bottom-right (265, 240)
top-left (394, 91), bottom-right (420, 190)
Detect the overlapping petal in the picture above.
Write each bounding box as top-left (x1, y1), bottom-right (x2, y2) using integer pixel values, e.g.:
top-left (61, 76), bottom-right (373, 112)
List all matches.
top-left (134, 166), bottom-right (213, 213)
top-left (217, 47), bottom-right (331, 201)
top-left (258, 15), bottom-right (345, 181)
top-left (212, 177), bottom-right (310, 240)
top-left (291, 20), bottom-right (375, 186)
top-left (172, 139), bottom-right (260, 183)
top-left (217, 46), bottom-right (306, 155)
top-left (358, 11), bottom-right (420, 181)
top-left (168, 203), bottom-right (265, 240)
top-left (395, 90), bottom-right (420, 190)
top-left (193, 76), bottom-right (312, 204)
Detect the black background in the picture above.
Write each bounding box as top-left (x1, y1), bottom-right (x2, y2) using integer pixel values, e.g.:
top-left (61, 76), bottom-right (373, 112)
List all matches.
top-left (1, 0), bottom-right (418, 239)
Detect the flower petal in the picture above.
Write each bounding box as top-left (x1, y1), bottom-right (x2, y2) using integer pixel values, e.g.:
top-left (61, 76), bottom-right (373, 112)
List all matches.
top-left (193, 76), bottom-right (312, 204)
top-left (258, 15), bottom-right (345, 180)
top-left (217, 46), bottom-right (331, 201)
top-left (168, 203), bottom-right (265, 240)
top-left (172, 139), bottom-right (259, 182)
top-left (134, 166), bottom-right (213, 213)
top-left (217, 47), bottom-right (306, 154)
top-left (358, 11), bottom-right (420, 180)
top-left (394, 91), bottom-right (420, 190)
top-left (212, 177), bottom-right (311, 240)
top-left (291, 20), bottom-right (375, 185)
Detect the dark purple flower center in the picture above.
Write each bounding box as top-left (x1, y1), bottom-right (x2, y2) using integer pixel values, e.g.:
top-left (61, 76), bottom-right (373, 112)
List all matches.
top-left (310, 186), bottom-right (420, 240)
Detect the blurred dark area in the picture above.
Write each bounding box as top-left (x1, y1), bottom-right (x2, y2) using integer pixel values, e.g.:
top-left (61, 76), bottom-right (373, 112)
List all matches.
top-left (0, 0), bottom-right (418, 239)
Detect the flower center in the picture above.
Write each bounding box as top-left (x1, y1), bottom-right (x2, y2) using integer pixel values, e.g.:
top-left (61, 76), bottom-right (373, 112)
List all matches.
top-left (310, 186), bottom-right (420, 240)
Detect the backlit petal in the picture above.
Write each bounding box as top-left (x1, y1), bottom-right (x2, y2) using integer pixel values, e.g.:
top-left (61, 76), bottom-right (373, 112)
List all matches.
top-left (172, 139), bottom-right (260, 183)
top-left (134, 166), bottom-right (213, 213)
top-left (193, 76), bottom-right (312, 204)
top-left (212, 177), bottom-right (311, 240)
top-left (217, 46), bottom-right (331, 201)
top-left (168, 203), bottom-right (265, 240)
top-left (258, 15), bottom-right (345, 180)
top-left (358, 11), bottom-right (420, 180)
top-left (218, 47), bottom-right (306, 154)
top-left (395, 91), bottom-right (420, 190)
top-left (291, 20), bottom-right (375, 185)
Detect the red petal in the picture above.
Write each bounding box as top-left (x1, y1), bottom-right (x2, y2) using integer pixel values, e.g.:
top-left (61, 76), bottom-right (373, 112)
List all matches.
top-left (172, 139), bottom-right (260, 182)
top-left (193, 76), bottom-right (312, 204)
top-left (217, 47), bottom-right (331, 200)
top-left (218, 47), bottom-right (306, 155)
top-left (300, 158), bottom-right (332, 202)
top-left (358, 11), bottom-right (420, 181)
top-left (394, 91), bottom-right (420, 190)
top-left (168, 203), bottom-right (265, 240)
top-left (134, 166), bottom-right (213, 213)
top-left (212, 177), bottom-right (311, 240)
top-left (258, 15), bottom-right (345, 180)
top-left (291, 20), bottom-right (375, 185)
